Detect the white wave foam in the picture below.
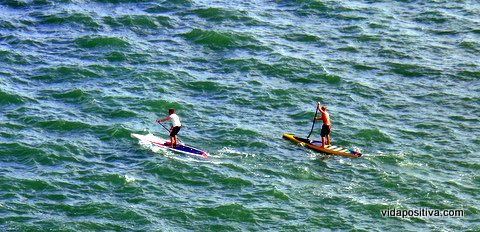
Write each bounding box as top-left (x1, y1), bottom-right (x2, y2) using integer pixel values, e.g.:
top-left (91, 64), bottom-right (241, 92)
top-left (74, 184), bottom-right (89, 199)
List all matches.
top-left (124, 175), bottom-right (136, 183)
top-left (217, 147), bottom-right (256, 158)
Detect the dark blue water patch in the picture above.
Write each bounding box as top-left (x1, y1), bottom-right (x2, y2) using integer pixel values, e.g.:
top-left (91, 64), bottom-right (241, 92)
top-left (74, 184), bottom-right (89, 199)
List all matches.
top-left (195, 203), bottom-right (256, 222)
top-left (458, 40), bottom-right (480, 53)
top-left (50, 88), bottom-right (85, 100)
top-left (427, 28), bottom-right (461, 36)
top-left (347, 82), bottom-right (384, 100)
top-left (0, 50), bottom-right (39, 65)
top-left (2, 0), bottom-right (37, 8)
top-left (81, 65), bottom-right (132, 80)
top-left (15, 178), bottom-right (58, 192)
top-left (0, 122), bottom-right (27, 136)
top-left (0, 142), bottom-right (45, 165)
top-left (313, 73), bottom-right (343, 85)
top-left (368, 21), bottom-right (390, 30)
top-left (282, 0), bottom-right (329, 16)
top-left (135, 70), bottom-right (177, 87)
top-left (269, 87), bottom-right (301, 100)
top-left (138, 98), bottom-right (182, 112)
top-left (96, 124), bottom-right (136, 141)
top-left (351, 33), bottom-right (382, 43)
top-left (144, 0), bottom-right (192, 14)
top-left (108, 108), bottom-right (139, 119)
top-left (339, 25), bottom-right (363, 34)
top-left (30, 65), bottom-right (101, 84)
top-left (225, 127), bottom-right (261, 138)
top-left (104, 51), bottom-right (127, 62)
top-left (448, 115), bottom-right (479, 124)
top-left (180, 28), bottom-right (258, 50)
top-left (413, 10), bottom-right (449, 24)
top-left (209, 135), bottom-right (269, 150)
top-left (212, 175), bottom-right (254, 189)
top-left (106, 15), bottom-right (157, 28)
top-left (0, 89), bottom-right (26, 105)
top-left (228, 95), bottom-right (255, 108)
top-left (102, 14), bottom-right (174, 35)
top-left (30, 11), bottom-right (102, 30)
top-left (0, 35), bottom-right (43, 50)
top-left (254, 187), bottom-right (290, 202)
top-left (282, 33), bottom-right (321, 43)
top-left (144, 5), bottom-right (173, 13)
top-left (291, 0), bottom-right (370, 21)
top-left (397, 128), bottom-right (431, 141)
top-left (93, 0), bottom-right (155, 3)
top-left (215, 58), bottom-right (262, 74)
top-left (180, 80), bottom-right (233, 94)
top-left (352, 63), bottom-right (378, 71)
top-left (354, 128), bottom-right (393, 144)
top-left (35, 118), bottom-right (93, 132)
top-left (42, 202), bottom-right (149, 229)
top-left (285, 73), bottom-right (326, 85)
top-left (67, 90), bottom-right (140, 119)
top-left (455, 67), bottom-right (480, 81)
top-left (186, 7), bottom-right (255, 24)
top-left (336, 46), bottom-right (359, 53)
top-left (152, 15), bottom-right (175, 28)
top-left (384, 62), bottom-right (442, 78)
top-left (376, 47), bottom-right (412, 59)
top-left (253, 57), bottom-right (320, 78)
top-left (75, 36), bottom-right (130, 49)
top-left (0, 18), bottom-right (17, 30)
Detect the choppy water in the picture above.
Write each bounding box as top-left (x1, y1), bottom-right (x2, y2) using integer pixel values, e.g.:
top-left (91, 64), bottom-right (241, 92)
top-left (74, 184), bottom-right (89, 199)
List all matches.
top-left (1, 0), bottom-right (479, 231)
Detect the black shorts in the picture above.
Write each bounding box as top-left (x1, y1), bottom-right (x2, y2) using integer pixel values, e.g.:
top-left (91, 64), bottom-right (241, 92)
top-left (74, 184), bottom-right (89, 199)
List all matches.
top-left (321, 125), bottom-right (331, 137)
top-left (170, 126), bottom-right (181, 136)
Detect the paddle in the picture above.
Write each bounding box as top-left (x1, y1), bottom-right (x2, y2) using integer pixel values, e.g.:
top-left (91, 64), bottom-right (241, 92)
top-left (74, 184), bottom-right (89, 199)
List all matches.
top-left (157, 121), bottom-right (182, 143)
top-left (157, 121), bottom-right (170, 133)
top-left (306, 103), bottom-right (319, 139)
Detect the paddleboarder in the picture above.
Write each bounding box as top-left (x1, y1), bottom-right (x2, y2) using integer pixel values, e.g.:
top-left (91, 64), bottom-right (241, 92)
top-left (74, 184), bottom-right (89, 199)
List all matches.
top-left (314, 102), bottom-right (331, 148)
top-left (156, 108), bottom-right (182, 148)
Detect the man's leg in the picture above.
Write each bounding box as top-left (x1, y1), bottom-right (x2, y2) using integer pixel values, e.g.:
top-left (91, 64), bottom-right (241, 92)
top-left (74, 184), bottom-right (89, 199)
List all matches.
top-left (170, 136), bottom-right (174, 148)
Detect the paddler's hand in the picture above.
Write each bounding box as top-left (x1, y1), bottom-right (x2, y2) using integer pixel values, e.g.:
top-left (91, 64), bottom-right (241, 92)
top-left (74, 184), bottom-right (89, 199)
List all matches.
top-left (156, 120), bottom-right (161, 123)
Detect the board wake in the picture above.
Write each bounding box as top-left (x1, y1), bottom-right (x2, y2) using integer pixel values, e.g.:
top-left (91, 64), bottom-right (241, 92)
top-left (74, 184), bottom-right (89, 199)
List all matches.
top-left (132, 133), bottom-right (208, 158)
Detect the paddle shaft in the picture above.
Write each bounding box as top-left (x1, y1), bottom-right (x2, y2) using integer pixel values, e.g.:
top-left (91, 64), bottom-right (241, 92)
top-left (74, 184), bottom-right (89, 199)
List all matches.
top-left (157, 121), bottom-right (170, 133)
top-left (157, 121), bottom-right (182, 143)
top-left (306, 104), bottom-right (319, 139)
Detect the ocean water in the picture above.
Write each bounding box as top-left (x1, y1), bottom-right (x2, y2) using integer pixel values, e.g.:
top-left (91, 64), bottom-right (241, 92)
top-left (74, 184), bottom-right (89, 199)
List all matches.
top-left (0, 0), bottom-right (479, 231)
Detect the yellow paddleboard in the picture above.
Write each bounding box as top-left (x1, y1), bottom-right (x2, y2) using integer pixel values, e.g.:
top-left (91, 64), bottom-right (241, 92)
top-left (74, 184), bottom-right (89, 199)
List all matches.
top-left (282, 134), bottom-right (361, 158)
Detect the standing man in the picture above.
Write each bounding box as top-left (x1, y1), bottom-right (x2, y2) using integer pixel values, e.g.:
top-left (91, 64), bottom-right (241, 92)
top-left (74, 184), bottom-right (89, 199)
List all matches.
top-left (156, 108), bottom-right (182, 148)
top-left (315, 102), bottom-right (331, 148)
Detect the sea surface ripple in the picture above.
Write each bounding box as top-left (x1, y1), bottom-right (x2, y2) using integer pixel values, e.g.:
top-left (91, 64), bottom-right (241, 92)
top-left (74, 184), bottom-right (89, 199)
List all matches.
top-left (1, 0), bottom-right (479, 231)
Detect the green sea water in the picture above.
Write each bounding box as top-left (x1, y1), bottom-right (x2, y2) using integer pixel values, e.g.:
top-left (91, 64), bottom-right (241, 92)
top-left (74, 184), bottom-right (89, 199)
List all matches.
top-left (1, 0), bottom-right (479, 231)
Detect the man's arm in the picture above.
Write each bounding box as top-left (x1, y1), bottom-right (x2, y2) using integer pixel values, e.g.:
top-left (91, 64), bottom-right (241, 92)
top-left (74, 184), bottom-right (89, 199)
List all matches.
top-left (317, 102), bottom-right (325, 113)
top-left (156, 116), bottom-right (171, 123)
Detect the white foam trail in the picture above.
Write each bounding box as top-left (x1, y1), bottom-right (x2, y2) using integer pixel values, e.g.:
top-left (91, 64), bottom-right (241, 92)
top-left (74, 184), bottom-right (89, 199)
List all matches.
top-left (217, 147), bottom-right (256, 158)
top-left (168, 155), bottom-right (224, 165)
top-left (134, 133), bottom-right (224, 164)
